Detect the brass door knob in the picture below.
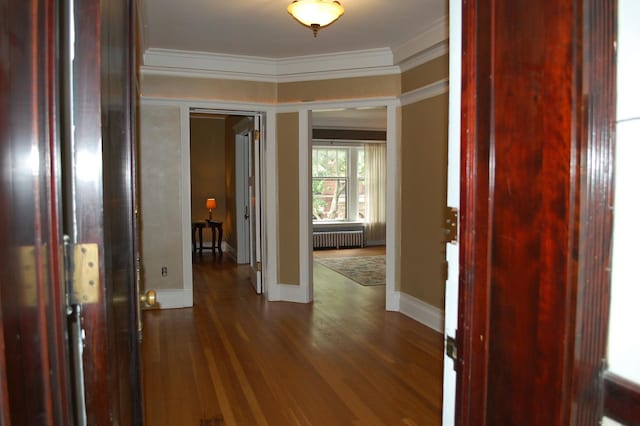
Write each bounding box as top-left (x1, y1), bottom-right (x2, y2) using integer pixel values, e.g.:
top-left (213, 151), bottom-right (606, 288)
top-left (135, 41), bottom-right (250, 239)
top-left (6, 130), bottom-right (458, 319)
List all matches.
top-left (140, 289), bottom-right (157, 307)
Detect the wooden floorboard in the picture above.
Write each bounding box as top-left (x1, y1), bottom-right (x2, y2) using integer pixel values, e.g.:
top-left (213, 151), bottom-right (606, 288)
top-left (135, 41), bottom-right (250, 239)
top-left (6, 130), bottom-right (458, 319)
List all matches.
top-left (142, 252), bottom-right (443, 425)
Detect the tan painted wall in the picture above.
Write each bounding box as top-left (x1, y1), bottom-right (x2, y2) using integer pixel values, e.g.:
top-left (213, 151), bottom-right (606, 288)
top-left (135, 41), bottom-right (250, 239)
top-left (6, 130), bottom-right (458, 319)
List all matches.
top-left (139, 54), bottom-right (449, 305)
top-left (277, 112), bottom-right (300, 285)
top-left (401, 54), bottom-right (449, 94)
top-left (278, 74), bottom-right (400, 103)
top-left (190, 116), bottom-right (227, 242)
top-left (142, 74), bottom-right (277, 103)
top-left (400, 93), bottom-right (448, 308)
top-left (139, 104), bottom-right (184, 291)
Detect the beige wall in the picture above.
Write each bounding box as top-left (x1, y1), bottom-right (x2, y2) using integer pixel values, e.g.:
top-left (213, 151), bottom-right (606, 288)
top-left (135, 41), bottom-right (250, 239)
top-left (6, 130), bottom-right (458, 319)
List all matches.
top-left (278, 74), bottom-right (400, 103)
top-left (190, 116), bottom-right (226, 241)
top-left (142, 75), bottom-right (277, 103)
top-left (277, 112), bottom-right (300, 285)
top-left (139, 104), bottom-right (183, 291)
top-left (139, 53), bottom-right (450, 307)
top-left (401, 54), bottom-right (449, 94)
top-left (400, 93), bottom-right (448, 308)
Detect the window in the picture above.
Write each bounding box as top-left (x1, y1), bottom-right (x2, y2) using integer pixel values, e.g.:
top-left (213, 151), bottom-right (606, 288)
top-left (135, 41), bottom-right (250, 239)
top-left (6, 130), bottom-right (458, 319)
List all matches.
top-left (312, 146), bottom-right (365, 222)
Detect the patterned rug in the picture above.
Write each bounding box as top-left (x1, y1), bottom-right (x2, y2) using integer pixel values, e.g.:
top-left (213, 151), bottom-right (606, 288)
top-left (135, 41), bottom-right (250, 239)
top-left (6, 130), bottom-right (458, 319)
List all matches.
top-left (315, 255), bottom-right (386, 286)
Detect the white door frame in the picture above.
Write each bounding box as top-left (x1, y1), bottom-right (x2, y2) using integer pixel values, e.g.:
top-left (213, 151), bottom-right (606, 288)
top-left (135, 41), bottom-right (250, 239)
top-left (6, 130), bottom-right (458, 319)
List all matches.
top-left (279, 97), bottom-right (400, 309)
top-left (172, 99), bottom-right (273, 305)
top-left (443, 1), bottom-right (462, 425)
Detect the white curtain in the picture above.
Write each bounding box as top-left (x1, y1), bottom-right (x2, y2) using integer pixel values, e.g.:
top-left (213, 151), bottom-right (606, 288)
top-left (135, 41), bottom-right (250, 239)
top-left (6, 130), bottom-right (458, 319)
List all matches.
top-left (364, 143), bottom-right (386, 244)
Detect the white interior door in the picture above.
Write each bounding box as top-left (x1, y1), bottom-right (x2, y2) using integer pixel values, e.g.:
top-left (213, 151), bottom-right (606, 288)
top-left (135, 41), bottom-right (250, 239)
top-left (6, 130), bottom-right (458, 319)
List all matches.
top-left (235, 130), bottom-right (251, 264)
top-left (249, 114), bottom-right (264, 294)
top-left (442, 1), bottom-right (462, 425)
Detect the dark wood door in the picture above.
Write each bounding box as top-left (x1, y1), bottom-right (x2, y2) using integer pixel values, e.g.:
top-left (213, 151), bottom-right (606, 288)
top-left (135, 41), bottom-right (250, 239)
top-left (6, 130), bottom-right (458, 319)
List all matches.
top-left (0, 0), bottom-right (141, 424)
top-left (455, 0), bottom-right (622, 424)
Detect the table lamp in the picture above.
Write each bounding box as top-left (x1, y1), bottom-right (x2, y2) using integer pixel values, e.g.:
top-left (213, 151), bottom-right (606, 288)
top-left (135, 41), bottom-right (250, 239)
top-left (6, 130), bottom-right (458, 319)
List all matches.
top-left (206, 198), bottom-right (217, 220)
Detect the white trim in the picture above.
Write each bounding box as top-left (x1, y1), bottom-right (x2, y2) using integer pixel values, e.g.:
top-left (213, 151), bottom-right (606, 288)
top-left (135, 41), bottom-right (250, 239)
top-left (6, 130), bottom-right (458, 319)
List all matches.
top-left (143, 48), bottom-right (278, 79)
top-left (141, 95), bottom-right (400, 113)
top-left (278, 96), bottom-right (400, 112)
top-left (141, 97), bottom-right (275, 111)
top-left (179, 105), bottom-right (194, 308)
top-left (141, 98), bottom-right (276, 304)
top-left (265, 111), bottom-right (278, 300)
top-left (155, 289), bottom-right (193, 309)
top-left (267, 283), bottom-right (313, 303)
top-left (299, 110), bottom-right (314, 302)
top-left (142, 47), bottom-right (399, 83)
top-left (392, 16), bottom-right (449, 65)
top-left (398, 292), bottom-right (444, 333)
top-left (386, 105), bottom-right (400, 312)
top-left (401, 79), bottom-right (449, 106)
top-left (443, 3), bottom-right (462, 422)
top-left (301, 100), bottom-right (399, 311)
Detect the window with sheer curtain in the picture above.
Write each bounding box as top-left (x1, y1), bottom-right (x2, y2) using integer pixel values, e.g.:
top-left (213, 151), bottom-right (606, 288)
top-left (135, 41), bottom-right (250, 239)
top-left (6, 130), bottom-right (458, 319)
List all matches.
top-left (311, 143), bottom-right (386, 242)
top-left (311, 146), bottom-right (363, 221)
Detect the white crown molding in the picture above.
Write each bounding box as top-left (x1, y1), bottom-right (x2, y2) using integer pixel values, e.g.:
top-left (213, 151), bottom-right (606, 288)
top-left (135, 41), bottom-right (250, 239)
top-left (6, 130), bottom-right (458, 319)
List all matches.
top-left (392, 16), bottom-right (449, 65)
top-left (399, 41), bottom-right (449, 73)
top-left (141, 18), bottom-right (448, 83)
top-left (142, 47), bottom-right (399, 83)
top-left (400, 78), bottom-right (449, 106)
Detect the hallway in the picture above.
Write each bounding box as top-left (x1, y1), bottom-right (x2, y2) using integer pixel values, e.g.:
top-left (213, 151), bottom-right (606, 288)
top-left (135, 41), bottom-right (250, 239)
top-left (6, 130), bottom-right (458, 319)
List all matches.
top-left (142, 255), bottom-right (443, 425)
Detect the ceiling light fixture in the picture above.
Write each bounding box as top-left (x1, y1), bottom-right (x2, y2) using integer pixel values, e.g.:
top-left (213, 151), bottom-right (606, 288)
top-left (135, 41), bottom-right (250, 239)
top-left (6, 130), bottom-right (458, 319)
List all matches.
top-left (287, 0), bottom-right (345, 38)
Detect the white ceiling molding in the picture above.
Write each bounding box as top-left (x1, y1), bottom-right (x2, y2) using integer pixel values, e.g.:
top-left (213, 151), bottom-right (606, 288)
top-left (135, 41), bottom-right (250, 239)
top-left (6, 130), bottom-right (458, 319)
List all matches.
top-left (143, 49), bottom-right (279, 81)
top-left (142, 47), bottom-right (399, 83)
top-left (392, 16), bottom-right (449, 65)
top-left (399, 41), bottom-right (449, 73)
top-left (140, 18), bottom-right (451, 83)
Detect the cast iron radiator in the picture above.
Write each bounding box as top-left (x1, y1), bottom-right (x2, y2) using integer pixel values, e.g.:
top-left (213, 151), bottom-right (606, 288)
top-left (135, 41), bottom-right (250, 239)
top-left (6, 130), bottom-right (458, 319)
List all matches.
top-left (312, 229), bottom-right (364, 249)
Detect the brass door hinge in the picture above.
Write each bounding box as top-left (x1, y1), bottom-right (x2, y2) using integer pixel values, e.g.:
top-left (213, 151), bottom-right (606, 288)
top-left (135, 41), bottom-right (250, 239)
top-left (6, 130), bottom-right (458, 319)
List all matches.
top-left (254, 129), bottom-right (260, 141)
top-left (444, 206), bottom-right (459, 244)
top-left (446, 333), bottom-right (459, 371)
top-left (64, 237), bottom-right (100, 305)
top-left (443, 260), bottom-right (449, 281)
top-left (256, 261), bottom-right (262, 272)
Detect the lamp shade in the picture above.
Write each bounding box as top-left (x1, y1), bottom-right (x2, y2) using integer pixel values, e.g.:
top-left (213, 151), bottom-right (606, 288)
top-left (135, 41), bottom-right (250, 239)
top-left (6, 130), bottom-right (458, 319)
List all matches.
top-left (206, 198), bottom-right (217, 210)
top-left (287, 0), bottom-right (344, 37)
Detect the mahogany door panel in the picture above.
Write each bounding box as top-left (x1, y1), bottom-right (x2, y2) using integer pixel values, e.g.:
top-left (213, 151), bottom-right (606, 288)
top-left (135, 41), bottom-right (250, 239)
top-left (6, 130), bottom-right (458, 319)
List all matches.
top-left (457, 0), bottom-right (617, 424)
top-left (0, 0), bottom-right (72, 424)
top-left (0, 0), bottom-right (141, 424)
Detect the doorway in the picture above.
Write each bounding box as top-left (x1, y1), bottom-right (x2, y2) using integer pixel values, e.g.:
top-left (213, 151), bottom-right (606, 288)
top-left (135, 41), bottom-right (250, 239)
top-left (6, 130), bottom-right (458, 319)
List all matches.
top-left (188, 109), bottom-right (265, 295)
top-left (309, 107), bottom-right (388, 298)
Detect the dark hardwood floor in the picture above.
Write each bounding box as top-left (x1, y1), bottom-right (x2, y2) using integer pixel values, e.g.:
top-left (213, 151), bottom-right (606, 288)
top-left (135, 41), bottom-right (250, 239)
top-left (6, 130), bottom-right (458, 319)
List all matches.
top-left (142, 251), bottom-right (443, 425)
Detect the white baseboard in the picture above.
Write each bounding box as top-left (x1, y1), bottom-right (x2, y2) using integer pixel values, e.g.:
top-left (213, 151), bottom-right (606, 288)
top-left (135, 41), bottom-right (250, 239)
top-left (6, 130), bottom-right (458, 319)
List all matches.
top-left (267, 283), bottom-right (312, 303)
top-left (398, 292), bottom-right (444, 333)
top-left (155, 288), bottom-right (193, 309)
top-left (386, 290), bottom-right (400, 311)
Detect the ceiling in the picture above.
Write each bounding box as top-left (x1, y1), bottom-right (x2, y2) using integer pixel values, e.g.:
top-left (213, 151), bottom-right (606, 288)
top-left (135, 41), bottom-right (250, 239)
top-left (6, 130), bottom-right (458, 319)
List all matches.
top-left (139, 0), bottom-right (447, 59)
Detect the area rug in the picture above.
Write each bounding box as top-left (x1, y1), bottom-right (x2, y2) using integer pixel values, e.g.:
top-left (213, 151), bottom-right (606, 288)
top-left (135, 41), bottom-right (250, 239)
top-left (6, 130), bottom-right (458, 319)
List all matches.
top-left (315, 255), bottom-right (386, 286)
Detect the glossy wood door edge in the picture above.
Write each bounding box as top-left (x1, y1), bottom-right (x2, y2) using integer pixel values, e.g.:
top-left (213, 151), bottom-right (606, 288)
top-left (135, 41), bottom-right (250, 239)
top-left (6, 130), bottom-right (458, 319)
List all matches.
top-left (456, 0), bottom-right (492, 422)
top-left (571, 0), bottom-right (617, 423)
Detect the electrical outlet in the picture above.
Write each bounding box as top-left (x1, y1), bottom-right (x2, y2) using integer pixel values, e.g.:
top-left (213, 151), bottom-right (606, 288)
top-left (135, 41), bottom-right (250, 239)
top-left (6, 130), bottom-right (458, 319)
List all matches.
top-left (161, 266), bottom-right (167, 277)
